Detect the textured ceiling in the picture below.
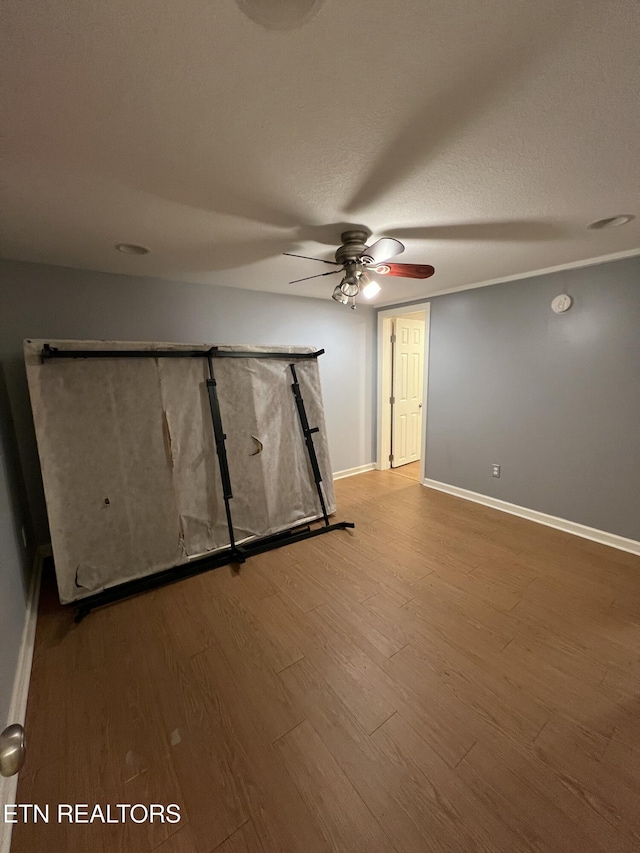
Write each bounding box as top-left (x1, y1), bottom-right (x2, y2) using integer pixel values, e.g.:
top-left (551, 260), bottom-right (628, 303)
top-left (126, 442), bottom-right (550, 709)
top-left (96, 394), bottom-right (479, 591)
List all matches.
top-left (2, 0), bottom-right (639, 305)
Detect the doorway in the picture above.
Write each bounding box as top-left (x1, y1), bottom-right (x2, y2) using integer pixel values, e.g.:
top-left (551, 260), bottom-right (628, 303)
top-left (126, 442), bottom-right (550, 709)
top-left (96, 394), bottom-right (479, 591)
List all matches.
top-left (376, 302), bottom-right (430, 483)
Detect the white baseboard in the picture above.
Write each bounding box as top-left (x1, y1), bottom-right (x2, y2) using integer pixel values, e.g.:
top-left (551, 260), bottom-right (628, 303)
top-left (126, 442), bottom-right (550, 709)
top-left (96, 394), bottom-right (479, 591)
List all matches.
top-left (0, 545), bottom-right (47, 853)
top-left (333, 463), bottom-right (376, 481)
top-left (422, 479), bottom-right (640, 557)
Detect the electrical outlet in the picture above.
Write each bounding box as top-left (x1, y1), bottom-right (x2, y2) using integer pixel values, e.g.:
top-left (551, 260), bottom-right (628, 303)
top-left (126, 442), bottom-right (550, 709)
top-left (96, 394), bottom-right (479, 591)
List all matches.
top-left (492, 464), bottom-right (501, 478)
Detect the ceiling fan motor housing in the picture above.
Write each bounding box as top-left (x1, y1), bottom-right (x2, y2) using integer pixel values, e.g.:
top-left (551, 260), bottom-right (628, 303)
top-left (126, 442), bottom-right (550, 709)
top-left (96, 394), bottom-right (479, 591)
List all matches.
top-left (335, 230), bottom-right (371, 265)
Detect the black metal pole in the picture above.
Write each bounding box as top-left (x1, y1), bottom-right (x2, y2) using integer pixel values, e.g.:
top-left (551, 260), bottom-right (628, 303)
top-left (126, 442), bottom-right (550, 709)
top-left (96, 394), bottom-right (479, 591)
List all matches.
top-left (41, 344), bottom-right (325, 361)
top-left (205, 355), bottom-right (244, 560)
top-left (73, 518), bottom-right (354, 621)
top-left (289, 363), bottom-right (330, 526)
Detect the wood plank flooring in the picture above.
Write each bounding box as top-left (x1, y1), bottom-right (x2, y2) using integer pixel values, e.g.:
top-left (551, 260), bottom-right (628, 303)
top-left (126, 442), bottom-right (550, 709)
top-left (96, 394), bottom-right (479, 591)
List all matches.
top-left (391, 461), bottom-right (420, 481)
top-left (12, 470), bottom-right (640, 853)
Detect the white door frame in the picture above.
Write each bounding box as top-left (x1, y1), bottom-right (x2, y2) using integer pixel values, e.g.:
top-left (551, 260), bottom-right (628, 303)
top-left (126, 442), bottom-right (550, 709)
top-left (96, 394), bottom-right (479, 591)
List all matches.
top-left (376, 302), bottom-right (431, 482)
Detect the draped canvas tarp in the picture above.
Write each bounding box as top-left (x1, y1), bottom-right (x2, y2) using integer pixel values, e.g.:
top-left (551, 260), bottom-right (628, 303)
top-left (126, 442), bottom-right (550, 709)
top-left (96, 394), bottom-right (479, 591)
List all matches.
top-left (24, 340), bottom-right (336, 604)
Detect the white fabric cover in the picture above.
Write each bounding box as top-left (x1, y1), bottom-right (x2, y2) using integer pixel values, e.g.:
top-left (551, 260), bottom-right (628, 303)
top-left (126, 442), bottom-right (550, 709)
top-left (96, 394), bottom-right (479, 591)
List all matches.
top-left (24, 340), bottom-right (336, 603)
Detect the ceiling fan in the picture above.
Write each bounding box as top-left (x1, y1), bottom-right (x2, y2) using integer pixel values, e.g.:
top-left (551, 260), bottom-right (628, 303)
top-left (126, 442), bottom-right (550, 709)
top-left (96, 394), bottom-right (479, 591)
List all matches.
top-left (284, 229), bottom-right (435, 307)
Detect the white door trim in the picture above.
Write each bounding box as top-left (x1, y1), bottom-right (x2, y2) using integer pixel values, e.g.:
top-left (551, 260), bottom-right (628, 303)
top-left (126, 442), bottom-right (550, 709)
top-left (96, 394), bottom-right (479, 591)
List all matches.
top-left (376, 302), bottom-right (431, 482)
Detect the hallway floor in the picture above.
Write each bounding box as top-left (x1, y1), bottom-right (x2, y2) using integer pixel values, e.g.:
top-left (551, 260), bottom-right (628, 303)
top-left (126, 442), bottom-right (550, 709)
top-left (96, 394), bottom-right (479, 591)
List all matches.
top-left (391, 460), bottom-right (421, 481)
top-left (12, 471), bottom-right (640, 852)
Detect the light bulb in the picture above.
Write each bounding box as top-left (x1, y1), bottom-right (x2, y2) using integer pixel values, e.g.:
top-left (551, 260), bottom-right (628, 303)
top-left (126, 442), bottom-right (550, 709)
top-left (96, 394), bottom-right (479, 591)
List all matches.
top-left (362, 279), bottom-right (381, 299)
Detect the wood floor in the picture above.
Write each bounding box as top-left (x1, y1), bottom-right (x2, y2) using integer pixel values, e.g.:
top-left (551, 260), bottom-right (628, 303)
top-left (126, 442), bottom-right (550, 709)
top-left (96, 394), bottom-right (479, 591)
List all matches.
top-left (13, 471), bottom-right (640, 853)
top-left (391, 461), bottom-right (421, 482)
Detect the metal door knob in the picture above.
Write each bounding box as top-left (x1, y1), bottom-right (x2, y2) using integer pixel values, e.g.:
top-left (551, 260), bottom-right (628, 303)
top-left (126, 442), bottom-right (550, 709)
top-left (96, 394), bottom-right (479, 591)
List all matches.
top-left (0, 724), bottom-right (26, 777)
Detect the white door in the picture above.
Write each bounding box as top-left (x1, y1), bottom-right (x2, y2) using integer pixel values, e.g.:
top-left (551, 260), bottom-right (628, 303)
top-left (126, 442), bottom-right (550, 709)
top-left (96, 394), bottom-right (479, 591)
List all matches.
top-left (391, 317), bottom-right (425, 467)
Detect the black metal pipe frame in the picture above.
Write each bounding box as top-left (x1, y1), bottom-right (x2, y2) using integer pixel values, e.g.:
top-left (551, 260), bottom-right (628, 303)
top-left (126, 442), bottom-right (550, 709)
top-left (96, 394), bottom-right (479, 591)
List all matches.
top-left (72, 520), bottom-right (353, 622)
top-left (41, 344), bottom-right (325, 361)
top-left (38, 344), bottom-right (353, 620)
top-left (289, 363), bottom-right (330, 526)
top-left (205, 354), bottom-right (244, 561)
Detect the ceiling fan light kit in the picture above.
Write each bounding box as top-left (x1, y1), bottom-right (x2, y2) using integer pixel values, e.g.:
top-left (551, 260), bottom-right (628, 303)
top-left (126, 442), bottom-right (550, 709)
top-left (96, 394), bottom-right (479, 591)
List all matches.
top-left (286, 229), bottom-right (436, 306)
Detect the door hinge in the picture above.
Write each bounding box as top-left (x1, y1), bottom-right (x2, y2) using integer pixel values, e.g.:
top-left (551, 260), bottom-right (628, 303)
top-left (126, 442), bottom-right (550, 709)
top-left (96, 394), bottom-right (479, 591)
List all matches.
top-left (389, 453), bottom-right (394, 462)
top-left (390, 334), bottom-right (396, 344)
top-left (389, 396), bottom-right (395, 405)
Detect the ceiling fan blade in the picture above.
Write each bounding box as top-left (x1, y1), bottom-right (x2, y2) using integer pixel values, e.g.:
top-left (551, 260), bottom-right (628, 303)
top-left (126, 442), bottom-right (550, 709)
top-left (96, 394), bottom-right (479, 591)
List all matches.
top-left (289, 269), bottom-right (343, 284)
top-left (370, 263), bottom-right (435, 280)
top-left (361, 237), bottom-right (404, 264)
top-left (171, 235), bottom-right (293, 272)
top-left (344, 32), bottom-right (555, 215)
top-left (283, 252), bottom-right (341, 265)
top-left (385, 220), bottom-right (566, 242)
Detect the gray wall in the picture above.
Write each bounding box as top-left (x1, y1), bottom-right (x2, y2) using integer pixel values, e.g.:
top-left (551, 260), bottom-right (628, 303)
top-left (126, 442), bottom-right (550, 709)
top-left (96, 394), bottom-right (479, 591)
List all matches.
top-left (0, 365), bottom-right (31, 725)
top-left (0, 259), bottom-right (376, 545)
top-left (390, 255), bottom-right (640, 541)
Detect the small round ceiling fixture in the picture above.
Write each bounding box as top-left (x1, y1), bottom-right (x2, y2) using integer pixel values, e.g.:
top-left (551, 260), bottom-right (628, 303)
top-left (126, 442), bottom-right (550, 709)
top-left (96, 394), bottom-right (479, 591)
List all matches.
top-left (552, 294), bottom-right (572, 314)
top-left (236, 0), bottom-right (324, 30)
top-left (115, 243), bottom-right (150, 255)
top-left (587, 215), bottom-right (635, 230)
